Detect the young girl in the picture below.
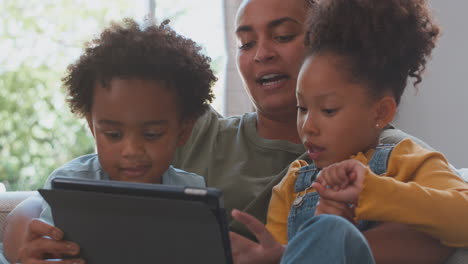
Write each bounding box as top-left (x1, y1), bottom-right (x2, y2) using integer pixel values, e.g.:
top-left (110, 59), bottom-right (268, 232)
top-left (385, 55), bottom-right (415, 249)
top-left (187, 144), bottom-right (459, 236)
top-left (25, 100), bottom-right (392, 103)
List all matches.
top-left (8, 18), bottom-right (216, 263)
top-left (230, 0), bottom-right (468, 263)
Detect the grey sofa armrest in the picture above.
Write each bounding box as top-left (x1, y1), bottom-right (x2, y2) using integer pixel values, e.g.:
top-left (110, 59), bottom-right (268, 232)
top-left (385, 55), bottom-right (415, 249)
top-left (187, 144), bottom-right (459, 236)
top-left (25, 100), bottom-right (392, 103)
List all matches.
top-left (446, 248), bottom-right (468, 264)
top-left (0, 191), bottom-right (38, 241)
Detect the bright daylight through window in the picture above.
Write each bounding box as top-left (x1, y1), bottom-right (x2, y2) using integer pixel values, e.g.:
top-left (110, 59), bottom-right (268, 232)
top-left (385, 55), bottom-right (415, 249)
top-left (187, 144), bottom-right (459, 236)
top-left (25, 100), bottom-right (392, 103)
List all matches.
top-left (0, 0), bottom-right (225, 191)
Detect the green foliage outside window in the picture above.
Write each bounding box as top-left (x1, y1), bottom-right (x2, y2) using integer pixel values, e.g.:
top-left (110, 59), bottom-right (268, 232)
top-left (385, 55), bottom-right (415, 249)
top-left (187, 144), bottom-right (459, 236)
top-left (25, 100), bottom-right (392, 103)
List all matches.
top-left (0, 0), bottom-right (137, 191)
top-left (0, 0), bottom-right (222, 191)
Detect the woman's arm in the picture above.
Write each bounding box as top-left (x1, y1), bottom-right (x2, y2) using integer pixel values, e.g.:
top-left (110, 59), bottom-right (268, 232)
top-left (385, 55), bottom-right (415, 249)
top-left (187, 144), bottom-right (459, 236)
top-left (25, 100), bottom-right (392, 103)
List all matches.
top-left (364, 222), bottom-right (454, 264)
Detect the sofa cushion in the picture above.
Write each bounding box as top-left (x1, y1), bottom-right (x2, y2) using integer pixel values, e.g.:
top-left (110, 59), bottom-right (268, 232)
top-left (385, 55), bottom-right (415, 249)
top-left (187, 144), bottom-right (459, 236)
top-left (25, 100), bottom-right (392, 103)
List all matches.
top-left (0, 191), bottom-right (38, 240)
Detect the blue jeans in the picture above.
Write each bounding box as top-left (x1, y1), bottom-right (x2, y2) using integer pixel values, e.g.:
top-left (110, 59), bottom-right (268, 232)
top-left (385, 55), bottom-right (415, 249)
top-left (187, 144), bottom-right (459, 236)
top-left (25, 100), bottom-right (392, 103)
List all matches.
top-left (281, 215), bottom-right (375, 264)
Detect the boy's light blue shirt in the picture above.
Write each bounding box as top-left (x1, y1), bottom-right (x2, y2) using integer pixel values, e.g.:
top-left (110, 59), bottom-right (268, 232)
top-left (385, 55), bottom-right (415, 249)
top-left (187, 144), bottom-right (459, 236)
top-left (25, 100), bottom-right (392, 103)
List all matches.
top-left (40, 154), bottom-right (206, 225)
top-left (0, 154), bottom-right (205, 264)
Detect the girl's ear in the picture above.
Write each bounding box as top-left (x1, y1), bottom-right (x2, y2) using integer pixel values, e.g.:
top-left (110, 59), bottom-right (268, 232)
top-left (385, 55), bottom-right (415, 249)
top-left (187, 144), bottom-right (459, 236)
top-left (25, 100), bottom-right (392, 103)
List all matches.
top-left (85, 114), bottom-right (96, 137)
top-left (374, 96), bottom-right (397, 128)
top-left (177, 119), bottom-right (196, 146)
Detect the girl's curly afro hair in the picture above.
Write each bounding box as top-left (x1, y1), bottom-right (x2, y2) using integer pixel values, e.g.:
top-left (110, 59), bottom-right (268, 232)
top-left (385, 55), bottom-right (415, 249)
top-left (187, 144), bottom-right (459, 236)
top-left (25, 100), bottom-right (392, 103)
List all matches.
top-left (305, 0), bottom-right (440, 104)
top-left (63, 18), bottom-right (216, 120)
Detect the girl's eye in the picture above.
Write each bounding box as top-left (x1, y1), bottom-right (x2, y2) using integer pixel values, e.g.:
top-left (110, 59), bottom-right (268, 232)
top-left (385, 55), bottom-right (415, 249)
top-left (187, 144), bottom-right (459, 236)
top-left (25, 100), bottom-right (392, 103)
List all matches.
top-left (238, 41), bottom-right (255, 50)
top-left (144, 132), bottom-right (163, 140)
top-left (296, 105), bottom-right (307, 113)
top-left (275, 35), bottom-right (295, 42)
top-left (322, 108), bottom-right (338, 116)
top-left (104, 131), bottom-right (122, 139)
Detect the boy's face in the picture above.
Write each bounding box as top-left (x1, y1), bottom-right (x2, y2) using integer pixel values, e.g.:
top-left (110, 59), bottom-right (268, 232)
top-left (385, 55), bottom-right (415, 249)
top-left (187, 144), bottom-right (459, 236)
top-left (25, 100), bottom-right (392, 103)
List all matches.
top-left (296, 53), bottom-right (382, 168)
top-left (86, 78), bottom-right (192, 183)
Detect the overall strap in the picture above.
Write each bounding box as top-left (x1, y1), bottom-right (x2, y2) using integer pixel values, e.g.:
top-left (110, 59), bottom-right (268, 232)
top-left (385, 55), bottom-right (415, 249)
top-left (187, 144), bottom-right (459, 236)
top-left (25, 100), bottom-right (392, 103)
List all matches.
top-left (368, 144), bottom-right (396, 175)
top-left (294, 164), bottom-right (320, 192)
top-left (357, 144), bottom-right (396, 231)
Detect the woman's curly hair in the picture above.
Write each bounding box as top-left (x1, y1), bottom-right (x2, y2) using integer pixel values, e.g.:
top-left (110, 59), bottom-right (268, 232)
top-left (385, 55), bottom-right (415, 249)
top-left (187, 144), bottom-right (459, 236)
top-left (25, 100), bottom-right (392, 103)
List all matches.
top-left (63, 18), bottom-right (216, 120)
top-left (305, 0), bottom-right (440, 104)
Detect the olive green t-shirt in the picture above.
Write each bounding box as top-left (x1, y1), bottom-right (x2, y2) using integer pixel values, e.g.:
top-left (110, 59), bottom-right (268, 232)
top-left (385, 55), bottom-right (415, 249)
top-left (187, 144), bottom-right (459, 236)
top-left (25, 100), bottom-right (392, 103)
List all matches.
top-left (173, 109), bottom-right (304, 229)
top-left (173, 107), bottom-right (434, 239)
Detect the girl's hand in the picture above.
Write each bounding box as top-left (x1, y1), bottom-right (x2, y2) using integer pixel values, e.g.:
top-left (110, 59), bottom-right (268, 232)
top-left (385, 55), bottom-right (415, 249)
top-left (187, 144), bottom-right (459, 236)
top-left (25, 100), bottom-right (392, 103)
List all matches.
top-left (312, 159), bottom-right (367, 204)
top-left (315, 197), bottom-right (356, 225)
top-left (230, 209), bottom-right (284, 264)
top-left (17, 218), bottom-right (84, 264)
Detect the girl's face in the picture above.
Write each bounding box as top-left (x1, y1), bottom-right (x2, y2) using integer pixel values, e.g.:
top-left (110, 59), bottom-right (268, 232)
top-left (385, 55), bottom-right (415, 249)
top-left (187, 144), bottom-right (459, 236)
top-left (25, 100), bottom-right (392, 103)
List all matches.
top-left (86, 78), bottom-right (192, 183)
top-left (235, 0), bottom-right (307, 116)
top-left (296, 53), bottom-right (384, 168)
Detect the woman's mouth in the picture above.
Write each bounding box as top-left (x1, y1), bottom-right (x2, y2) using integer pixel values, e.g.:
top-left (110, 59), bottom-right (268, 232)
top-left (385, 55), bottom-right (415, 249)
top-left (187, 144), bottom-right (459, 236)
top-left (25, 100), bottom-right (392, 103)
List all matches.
top-left (256, 73), bottom-right (289, 87)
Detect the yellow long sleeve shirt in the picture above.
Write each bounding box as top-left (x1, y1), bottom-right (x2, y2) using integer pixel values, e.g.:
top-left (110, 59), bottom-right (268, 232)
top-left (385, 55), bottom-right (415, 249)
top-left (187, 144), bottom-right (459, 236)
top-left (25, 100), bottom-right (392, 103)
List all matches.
top-left (266, 138), bottom-right (468, 247)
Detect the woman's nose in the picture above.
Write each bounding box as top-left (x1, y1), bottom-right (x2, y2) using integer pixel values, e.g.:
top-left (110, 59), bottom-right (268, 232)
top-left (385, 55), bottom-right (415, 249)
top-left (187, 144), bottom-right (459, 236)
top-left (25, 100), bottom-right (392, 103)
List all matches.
top-left (254, 40), bottom-right (277, 63)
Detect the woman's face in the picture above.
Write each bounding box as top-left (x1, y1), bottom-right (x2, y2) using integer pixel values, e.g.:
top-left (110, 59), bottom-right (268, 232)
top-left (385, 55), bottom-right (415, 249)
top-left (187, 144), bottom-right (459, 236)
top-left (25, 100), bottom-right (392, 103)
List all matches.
top-left (235, 0), bottom-right (307, 116)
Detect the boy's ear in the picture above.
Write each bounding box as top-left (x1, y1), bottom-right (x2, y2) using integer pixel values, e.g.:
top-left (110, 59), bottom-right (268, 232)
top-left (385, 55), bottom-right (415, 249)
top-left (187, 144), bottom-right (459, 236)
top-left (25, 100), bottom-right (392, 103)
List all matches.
top-left (177, 119), bottom-right (196, 146)
top-left (374, 96), bottom-right (397, 128)
top-left (85, 114), bottom-right (96, 137)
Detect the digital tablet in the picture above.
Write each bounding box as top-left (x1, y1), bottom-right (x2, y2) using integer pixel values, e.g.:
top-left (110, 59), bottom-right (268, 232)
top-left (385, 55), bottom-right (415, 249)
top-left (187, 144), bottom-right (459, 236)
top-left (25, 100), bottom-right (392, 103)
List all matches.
top-left (39, 177), bottom-right (233, 264)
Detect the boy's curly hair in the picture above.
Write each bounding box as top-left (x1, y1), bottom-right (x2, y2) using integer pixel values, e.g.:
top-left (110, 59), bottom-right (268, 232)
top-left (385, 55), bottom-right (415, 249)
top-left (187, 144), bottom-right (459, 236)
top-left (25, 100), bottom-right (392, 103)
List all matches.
top-left (305, 0), bottom-right (440, 105)
top-left (63, 18), bottom-right (216, 120)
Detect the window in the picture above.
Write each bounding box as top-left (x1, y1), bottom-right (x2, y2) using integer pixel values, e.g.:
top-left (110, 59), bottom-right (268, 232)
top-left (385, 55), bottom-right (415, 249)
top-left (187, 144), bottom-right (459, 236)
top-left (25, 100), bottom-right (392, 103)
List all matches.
top-left (154, 0), bottom-right (226, 113)
top-left (0, 0), bottom-right (226, 190)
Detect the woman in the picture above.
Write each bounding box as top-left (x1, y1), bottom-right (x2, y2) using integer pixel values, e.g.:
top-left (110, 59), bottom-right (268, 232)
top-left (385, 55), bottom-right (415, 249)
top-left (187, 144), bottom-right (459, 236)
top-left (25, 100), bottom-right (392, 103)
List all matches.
top-left (2, 0), bottom-right (455, 263)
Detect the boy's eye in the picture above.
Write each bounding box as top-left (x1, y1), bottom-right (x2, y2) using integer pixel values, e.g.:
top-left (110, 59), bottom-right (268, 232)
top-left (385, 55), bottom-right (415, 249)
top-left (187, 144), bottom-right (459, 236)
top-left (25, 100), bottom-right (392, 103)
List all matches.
top-left (238, 41), bottom-right (255, 50)
top-left (104, 131), bottom-right (122, 139)
top-left (275, 35), bottom-right (295, 43)
top-left (322, 108), bottom-right (338, 116)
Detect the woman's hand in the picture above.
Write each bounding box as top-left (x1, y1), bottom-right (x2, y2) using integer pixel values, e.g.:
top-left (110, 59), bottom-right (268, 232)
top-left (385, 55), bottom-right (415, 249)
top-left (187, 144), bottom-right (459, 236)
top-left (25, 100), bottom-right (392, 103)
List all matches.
top-left (230, 209), bottom-right (284, 264)
top-left (17, 219), bottom-right (84, 264)
top-left (312, 159), bottom-right (367, 204)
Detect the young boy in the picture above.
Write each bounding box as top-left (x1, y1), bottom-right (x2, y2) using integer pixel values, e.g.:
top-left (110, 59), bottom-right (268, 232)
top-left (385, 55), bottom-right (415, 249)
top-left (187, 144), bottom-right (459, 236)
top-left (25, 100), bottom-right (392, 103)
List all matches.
top-left (10, 18), bottom-right (216, 263)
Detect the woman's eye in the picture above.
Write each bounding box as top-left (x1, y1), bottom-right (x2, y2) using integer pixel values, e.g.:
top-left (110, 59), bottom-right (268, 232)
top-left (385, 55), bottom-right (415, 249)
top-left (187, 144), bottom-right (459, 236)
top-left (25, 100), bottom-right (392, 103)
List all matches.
top-left (104, 131), bottom-right (122, 139)
top-left (275, 35), bottom-right (295, 42)
top-left (238, 41), bottom-right (255, 50)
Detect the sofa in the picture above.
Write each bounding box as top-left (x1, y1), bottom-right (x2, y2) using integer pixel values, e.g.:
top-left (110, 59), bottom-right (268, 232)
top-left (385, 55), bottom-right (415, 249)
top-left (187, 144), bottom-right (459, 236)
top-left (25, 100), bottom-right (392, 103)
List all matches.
top-left (0, 190), bottom-right (467, 263)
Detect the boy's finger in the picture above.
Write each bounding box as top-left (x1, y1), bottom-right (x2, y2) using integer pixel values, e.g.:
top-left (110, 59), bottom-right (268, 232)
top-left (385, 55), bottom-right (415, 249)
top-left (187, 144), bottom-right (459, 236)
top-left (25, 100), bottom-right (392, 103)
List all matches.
top-left (28, 219), bottom-right (63, 241)
top-left (32, 238), bottom-right (79, 257)
top-left (231, 209), bottom-right (277, 248)
top-left (20, 238), bottom-right (80, 261)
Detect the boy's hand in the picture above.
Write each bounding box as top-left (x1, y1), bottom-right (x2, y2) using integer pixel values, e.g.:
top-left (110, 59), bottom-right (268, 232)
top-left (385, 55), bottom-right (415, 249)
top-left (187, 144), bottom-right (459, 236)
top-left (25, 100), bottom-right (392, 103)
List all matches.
top-left (315, 197), bottom-right (356, 225)
top-left (312, 159), bottom-right (367, 204)
top-left (17, 218), bottom-right (84, 264)
top-left (230, 209), bottom-right (284, 264)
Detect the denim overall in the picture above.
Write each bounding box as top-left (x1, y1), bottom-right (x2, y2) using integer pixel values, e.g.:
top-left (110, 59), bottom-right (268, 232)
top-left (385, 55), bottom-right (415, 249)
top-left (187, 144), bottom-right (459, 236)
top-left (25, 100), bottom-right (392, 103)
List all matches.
top-left (287, 144), bottom-right (395, 241)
